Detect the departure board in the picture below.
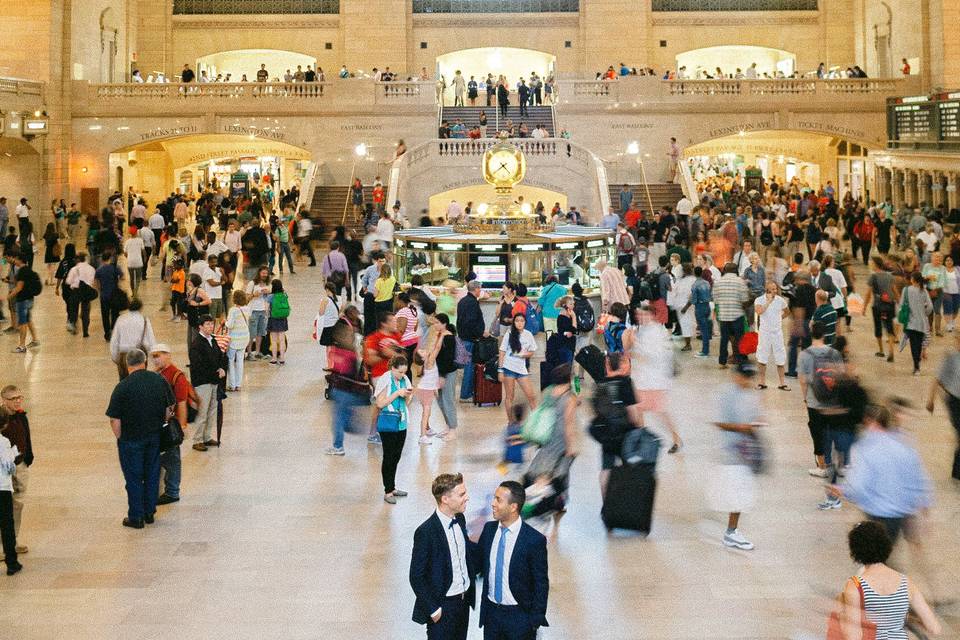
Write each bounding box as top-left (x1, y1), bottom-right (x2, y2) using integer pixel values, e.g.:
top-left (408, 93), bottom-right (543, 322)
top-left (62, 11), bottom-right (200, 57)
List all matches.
top-left (888, 92), bottom-right (960, 148)
top-left (940, 101), bottom-right (960, 140)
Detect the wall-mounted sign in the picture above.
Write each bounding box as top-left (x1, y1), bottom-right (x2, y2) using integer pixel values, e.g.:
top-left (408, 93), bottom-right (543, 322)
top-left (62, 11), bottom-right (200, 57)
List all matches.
top-left (221, 124), bottom-right (286, 141)
top-left (230, 172), bottom-right (249, 198)
top-left (139, 125), bottom-right (200, 142)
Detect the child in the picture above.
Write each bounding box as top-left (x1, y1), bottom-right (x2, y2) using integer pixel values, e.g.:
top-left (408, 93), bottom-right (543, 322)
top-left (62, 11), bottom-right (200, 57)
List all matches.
top-left (415, 324), bottom-right (446, 445)
top-left (497, 404), bottom-right (527, 475)
top-left (169, 259), bottom-right (186, 321)
top-left (224, 290), bottom-right (250, 391)
top-left (0, 414), bottom-right (22, 575)
top-left (267, 279), bottom-right (290, 364)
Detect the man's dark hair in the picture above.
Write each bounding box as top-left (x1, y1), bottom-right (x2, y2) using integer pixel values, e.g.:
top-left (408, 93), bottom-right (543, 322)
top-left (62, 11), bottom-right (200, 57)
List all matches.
top-left (694, 266), bottom-right (703, 277)
top-left (722, 262), bottom-right (738, 275)
top-left (498, 480), bottom-right (526, 512)
top-left (128, 298), bottom-right (143, 312)
top-left (793, 252), bottom-right (805, 266)
top-left (198, 313), bottom-right (214, 325)
top-left (609, 302), bottom-right (627, 321)
top-left (378, 311), bottom-right (395, 326)
top-left (658, 255), bottom-right (669, 268)
top-left (606, 351), bottom-right (625, 372)
top-left (847, 521), bottom-right (892, 565)
top-left (810, 321), bottom-right (826, 340)
top-left (371, 250), bottom-right (385, 261)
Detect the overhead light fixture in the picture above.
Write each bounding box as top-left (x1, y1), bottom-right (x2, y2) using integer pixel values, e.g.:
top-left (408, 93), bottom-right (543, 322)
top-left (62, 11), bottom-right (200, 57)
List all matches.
top-left (354, 143), bottom-right (367, 157)
top-left (626, 141), bottom-right (639, 155)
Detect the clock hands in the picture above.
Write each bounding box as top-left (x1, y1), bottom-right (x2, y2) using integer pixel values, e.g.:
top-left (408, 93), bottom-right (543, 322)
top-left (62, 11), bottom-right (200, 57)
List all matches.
top-left (497, 161), bottom-right (510, 174)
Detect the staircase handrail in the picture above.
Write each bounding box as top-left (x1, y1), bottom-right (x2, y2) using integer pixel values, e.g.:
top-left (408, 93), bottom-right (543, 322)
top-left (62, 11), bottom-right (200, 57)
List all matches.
top-left (342, 162), bottom-right (357, 227)
top-left (677, 159), bottom-right (697, 203)
top-left (297, 161), bottom-right (321, 213)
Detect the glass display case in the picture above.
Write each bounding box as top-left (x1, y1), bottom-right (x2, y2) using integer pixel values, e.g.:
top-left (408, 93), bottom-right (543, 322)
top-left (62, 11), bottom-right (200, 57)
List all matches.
top-left (393, 226), bottom-right (614, 297)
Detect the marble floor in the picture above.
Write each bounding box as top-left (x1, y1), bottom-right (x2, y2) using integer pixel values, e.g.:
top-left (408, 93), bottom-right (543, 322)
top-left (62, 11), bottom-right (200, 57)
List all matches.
top-left (0, 262), bottom-right (958, 639)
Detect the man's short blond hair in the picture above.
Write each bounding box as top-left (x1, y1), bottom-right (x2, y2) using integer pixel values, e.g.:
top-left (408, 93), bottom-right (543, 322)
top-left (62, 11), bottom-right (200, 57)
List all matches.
top-left (431, 473), bottom-right (464, 504)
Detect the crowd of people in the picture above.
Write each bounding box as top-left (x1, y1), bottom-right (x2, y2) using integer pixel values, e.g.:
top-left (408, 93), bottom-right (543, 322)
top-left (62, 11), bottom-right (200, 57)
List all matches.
top-left (436, 71), bottom-right (556, 108)
top-left (0, 176), bottom-right (955, 639)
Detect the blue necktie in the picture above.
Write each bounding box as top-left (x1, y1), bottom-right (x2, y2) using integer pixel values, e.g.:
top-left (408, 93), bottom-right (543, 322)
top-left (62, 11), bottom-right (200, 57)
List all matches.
top-left (494, 526), bottom-right (508, 604)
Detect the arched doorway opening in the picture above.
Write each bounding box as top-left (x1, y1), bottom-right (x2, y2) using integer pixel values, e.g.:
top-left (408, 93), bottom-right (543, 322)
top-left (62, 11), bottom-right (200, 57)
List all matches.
top-left (0, 137), bottom-right (41, 216)
top-left (435, 47), bottom-right (556, 92)
top-left (682, 130), bottom-right (876, 201)
top-left (676, 45), bottom-right (796, 79)
top-left (108, 134), bottom-right (312, 204)
top-left (196, 49), bottom-right (317, 82)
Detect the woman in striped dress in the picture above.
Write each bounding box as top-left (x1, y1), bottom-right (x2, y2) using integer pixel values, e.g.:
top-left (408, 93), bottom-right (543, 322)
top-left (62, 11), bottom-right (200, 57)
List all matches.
top-left (841, 521), bottom-right (941, 639)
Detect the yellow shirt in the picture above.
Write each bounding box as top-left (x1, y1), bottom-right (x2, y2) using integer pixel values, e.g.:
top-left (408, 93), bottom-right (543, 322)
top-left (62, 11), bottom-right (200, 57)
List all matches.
top-left (374, 276), bottom-right (397, 302)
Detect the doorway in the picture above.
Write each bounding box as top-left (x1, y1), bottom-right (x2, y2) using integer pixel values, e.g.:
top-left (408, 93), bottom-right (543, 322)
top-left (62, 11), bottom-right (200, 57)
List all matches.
top-left (435, 47), bottom-right (556, 88)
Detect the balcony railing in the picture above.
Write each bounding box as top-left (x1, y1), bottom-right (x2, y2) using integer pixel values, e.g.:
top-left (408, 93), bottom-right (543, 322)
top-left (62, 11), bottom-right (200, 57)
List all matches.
top-left (0, 77), bottom-right (44, 98)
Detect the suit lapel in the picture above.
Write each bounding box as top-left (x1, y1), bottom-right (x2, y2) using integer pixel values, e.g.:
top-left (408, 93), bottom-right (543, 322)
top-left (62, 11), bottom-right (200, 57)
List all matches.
top-left (431, 513), bottom-right (453, 582)
top-left (508, 523), bottom-right (526, 584)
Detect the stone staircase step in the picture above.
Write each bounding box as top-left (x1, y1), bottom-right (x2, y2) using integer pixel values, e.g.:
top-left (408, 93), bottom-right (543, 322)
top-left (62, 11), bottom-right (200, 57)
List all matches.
top-left (608, 183), bottom-right (684, 213)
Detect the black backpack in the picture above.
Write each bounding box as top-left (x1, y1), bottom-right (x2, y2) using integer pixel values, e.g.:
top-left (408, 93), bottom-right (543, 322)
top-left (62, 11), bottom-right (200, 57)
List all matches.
top-left (643, 270), bottom-right (662, 301)
top-left (810, 348), bottom-right (844, 405)
top-left (574, 297), bottom-right (595, 333)
top-left (760, 223), bottom-right (774, 246)
top-left (25, 270), bottom-right (42, 297)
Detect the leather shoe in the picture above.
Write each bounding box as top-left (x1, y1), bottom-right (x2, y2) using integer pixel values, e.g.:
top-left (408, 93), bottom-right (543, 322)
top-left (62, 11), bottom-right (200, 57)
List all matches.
top-left (204, 439), bottom-right (220, 447)
top-left (6, 562), bottom-right (23, 576)
top-left (192, 443), bottom-right (207, 451)
top-left (156, 494), bottom-right (179, 506)
top-left (122, 518), bottom-right (144, 529)
top-left (144, 514), bottom-right (155, 524)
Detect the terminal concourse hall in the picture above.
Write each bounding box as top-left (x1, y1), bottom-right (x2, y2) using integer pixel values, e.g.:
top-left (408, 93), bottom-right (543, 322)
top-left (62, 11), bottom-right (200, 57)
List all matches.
top-left (0, 0), bottom-right (959, 639)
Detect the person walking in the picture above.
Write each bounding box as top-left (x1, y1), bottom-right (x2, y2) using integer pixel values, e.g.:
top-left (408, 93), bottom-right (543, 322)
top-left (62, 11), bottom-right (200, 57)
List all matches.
top-left (105, 349), bottom-right (174, 529)
top-left (834, 521), bottom-right (941, 639)
top-left (629, 304), bottom-right (682, 453)
top-left (0, 413), bottom-right (22, 575)
top-left (64, 252), bottom-right (96, 337)
top-left (224, 290), bottom-right (250, 391)
top-left (150, 344), bottom-right (192, 506)
top-left (477, 480), bottom-right (549, 639)
top-left (862, 256), bottom-right (899, 362)
top-left (899, 271), bottom-right (933, 375)
top-left (798, 321), bottom-right (846, 477)
top-left (927, 333), bottom-right (960, 480)
top-left (434, 314), bottom-right (460, 438)
top-left (409, 473), bottom-right (478, 640)
top-left (94, 253), bottom-right (124, 341)
top-left (189, 314), bottom-right (227, 451)
top-left (713, 262), bottom-right (750, 368)
top-left (244, 266), bottom-right (271, 359)
top-left (0, 385), bottom-right (31, 557)
top-left (375, 355), bottom-right (413, 504)
top-left (709, 362), bottom-right (764, 551)
top-left (110, 298), bottom-right (156, 379)
top-left (415, 325), bottom-right (445, 445)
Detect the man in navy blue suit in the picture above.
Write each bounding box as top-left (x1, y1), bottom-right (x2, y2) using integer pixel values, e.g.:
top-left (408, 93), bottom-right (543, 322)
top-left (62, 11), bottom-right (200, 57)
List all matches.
top-left (410, 473), bottom-right (478, 640)
top-left (477, 481), bottom-right (549, 640)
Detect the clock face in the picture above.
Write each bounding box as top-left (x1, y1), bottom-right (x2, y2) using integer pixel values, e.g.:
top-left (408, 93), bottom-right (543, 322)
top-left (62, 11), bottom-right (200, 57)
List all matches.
top-left (491, 151), bottom-right (519, 179)
top-left (483, 143), bottom-right (526, 187)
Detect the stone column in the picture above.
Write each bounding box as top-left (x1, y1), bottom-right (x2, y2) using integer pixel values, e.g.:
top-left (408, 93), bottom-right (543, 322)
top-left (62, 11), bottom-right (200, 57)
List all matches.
top-left (919, 170), bottom-right (934, 206)
top-left (892, 169), bottom-right (904, 207)
top-left (931, 171), bottom-right (946, 208)
top-left (948, 172), bottom-right (959, 211)
top-left (904, 169), bottom-right (918, 207)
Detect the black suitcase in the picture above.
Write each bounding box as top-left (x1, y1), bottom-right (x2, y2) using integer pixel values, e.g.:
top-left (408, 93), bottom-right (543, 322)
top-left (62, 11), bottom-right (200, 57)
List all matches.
top-left (473, 336), bottom-right (499, 364)
top-left (539, 360), bottom-right (552, 391)
top-left (575, 344), bottom-right (606, 383)
top-left (602, 462), bottom-right (656, 534)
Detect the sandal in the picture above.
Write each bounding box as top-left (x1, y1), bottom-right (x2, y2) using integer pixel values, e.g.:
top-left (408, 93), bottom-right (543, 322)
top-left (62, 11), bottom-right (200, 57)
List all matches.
top-left (777, 384), bottom-right (791, 391)
top-left (757, 384), bottom-right (768, 390)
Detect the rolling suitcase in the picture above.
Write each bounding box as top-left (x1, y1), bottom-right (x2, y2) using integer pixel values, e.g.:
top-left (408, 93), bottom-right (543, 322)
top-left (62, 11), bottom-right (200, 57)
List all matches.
top-left (601, 462), bottom-right (656, 534)
top-left (575, 344), bottom-right (606, 383)
top-left (539, 360), bottom-right (552, 391)
top-left (473, 363), bottom-right (502, 406)
top-left (473, 336), bottom-right (499, 364)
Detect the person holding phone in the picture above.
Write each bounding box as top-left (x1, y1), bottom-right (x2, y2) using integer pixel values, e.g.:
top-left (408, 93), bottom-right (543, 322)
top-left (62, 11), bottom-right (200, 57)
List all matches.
top-left (375, 355), bottom-right (413, 505)
top-left (498, 314), bottom-right (538, 421)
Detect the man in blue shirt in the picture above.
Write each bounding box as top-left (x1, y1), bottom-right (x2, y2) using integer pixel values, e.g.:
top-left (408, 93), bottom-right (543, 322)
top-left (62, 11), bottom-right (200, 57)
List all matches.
top-left (829, 401), bottom-right (932, 543)
top-left (619, 63), bottom-right (630, 77)
top-left (618, 186), bottom-right (633, 215)
top-left (359, 251), bottom-right (385, 335)
top-left (600, 207), bottom-right (620, 230)
top-left (685, 266), bottom-right (713, 357)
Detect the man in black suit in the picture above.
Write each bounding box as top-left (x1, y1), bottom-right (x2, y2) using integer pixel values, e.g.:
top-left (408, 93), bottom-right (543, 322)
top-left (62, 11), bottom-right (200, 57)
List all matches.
top-left (410, 473), bottom-right (478, 640)
top-left (478, 481), bottom-right (548, 640)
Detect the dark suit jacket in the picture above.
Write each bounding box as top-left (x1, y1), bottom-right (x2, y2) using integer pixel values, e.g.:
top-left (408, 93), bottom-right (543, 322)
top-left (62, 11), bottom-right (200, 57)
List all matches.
top-left (188, 333), bottom-right (226, 387)
top-left (811, 271), bottom-right (837, 295)
top-left (410, 512), bottom-right (478, 625)
top-left (477, 520), bottom-right (549, 630)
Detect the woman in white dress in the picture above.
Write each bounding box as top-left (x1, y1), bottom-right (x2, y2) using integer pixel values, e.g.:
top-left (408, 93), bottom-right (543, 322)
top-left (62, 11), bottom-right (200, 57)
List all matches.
top-left (629, 303), bottom-right (682, 452)
top-left (672, 263), bottom-right (697, 352)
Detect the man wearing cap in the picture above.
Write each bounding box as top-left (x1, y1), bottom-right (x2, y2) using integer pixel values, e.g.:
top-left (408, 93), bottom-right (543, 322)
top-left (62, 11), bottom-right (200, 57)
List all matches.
top-left (105, 349), bottom-right (175, 529)
top-left (151, 344), bottom-right (192, 505)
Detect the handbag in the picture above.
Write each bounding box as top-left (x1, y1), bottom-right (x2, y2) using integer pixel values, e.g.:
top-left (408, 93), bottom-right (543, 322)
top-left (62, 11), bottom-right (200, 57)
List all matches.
top-left (520, 392), bottom-right (557, 446)
top-left (78, 280), bottom-right (99, 302)
top-left (826, 576), bottom-right (877, 640)
top-left (160, 416), bottom-right (184, 451)
top-left (454, 336), bottom-right (471, 368)
top-left (735, 431), bottom-right (766, 474)
top-left (897, 292), bottom-right (911, 326)
top-left (376, 376), bottom-right (407, 433)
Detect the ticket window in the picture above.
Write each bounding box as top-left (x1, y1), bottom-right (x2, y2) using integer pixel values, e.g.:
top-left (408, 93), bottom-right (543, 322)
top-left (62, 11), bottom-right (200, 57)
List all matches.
top-left (511, 243), bottom-right (548, 290)
top-left (547, 242), bottom-right (584, 286)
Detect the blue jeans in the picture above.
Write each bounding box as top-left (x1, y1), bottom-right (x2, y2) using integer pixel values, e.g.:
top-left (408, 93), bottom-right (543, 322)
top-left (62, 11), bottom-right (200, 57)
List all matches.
top-left (117, 432), bottom-right (162, 521)
top-left (459, 340), bottom-right (476, 400)
top-left (718, 318), bottom-right (744, 366)
top-left (695, 307), bottom-right (712, 355)
top-left (278, 242), bottom-right (295, 273)
top-left (787, 320), bottom-right (811, 376)
top-left (159, 444), bottom-right (181, 499)
top-left (826, 428), bottom-right (855, 468)
top-left (331, 388), bottom-right (364, 449)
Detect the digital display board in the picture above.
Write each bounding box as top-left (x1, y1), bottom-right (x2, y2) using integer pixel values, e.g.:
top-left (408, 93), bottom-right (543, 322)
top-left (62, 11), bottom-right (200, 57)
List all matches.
top-left (470, 254), bottom-right (508, 288)
top-left (888, 93), bottom-right (960, 149)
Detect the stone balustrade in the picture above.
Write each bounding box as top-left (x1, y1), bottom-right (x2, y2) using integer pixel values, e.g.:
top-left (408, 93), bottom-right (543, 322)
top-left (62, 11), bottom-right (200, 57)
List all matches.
top-left (0, 77), bottom-right (45, 112)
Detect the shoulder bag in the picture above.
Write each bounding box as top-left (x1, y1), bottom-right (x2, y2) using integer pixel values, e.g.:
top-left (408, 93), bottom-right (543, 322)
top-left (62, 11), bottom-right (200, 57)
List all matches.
top-left (825, 576), bottom-right (877, 640)
top-left (376, 376), bottom-right (407, 433)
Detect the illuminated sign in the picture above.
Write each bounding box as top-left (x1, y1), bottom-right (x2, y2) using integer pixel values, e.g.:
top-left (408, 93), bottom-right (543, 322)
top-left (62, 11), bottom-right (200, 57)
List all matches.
top-left (586, 240), bottom-right (605, 248)
top-left (410, 242), bottom-right (429, 248)
top-left (437, 243), bottom-right (464, 250)
top-left (555, 242), bottom-right (579, 249)
top-left (516, 244), bottom-right (546, 251)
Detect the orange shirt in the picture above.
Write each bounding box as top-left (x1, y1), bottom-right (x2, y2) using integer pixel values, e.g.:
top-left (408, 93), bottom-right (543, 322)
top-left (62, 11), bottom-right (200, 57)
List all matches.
top-left (170, 269), bottom-right (186, 293)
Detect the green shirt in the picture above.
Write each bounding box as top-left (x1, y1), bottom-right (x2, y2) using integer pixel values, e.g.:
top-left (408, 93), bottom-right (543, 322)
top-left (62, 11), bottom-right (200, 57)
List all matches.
top-left (922, 263), bottom-right (946, 291)
top-left (275, 223), bottom-right (290, 244)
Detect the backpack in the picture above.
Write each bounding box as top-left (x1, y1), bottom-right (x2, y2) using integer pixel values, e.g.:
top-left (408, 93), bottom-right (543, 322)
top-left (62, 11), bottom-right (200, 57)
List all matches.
top-left (760, 223), bottom-right (774, 246)
top-left (573, 297), bottom-right (595, 333)
top-left (520, 390), bottom-right (557, 446)
top-left (621, 427), bottom-right (662, 465)
top-left (603, 321), bottom-right (627, 353)
top-left (643, 270), bottom-right (662, 301)
top-left (24, 270), bottom-right (42, 298)
top-left (810, 347), bottom-right (844, 405)
top-left (524, 300), bottom-right (543, 334)
top-left (617, 232), bottom-right (635, 255)
top-left (270, 292), bottom-right (291, 319)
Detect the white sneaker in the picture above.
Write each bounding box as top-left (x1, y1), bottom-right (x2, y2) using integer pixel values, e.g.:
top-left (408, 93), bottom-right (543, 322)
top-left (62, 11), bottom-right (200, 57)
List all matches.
top-left (367, 434), bottom-right (381, 445)
top-left (807, 467), bottom-right (831, 478)
top-left (426, 428), bottom-right (447, 437)
top-left (418, 436), bottom-right (432, 445)
top-left (817, 497), bottom-right (842, 510)
top-left (324, 447), bottom-right (345, 456)
top-left (722, 530), bottom-right (755, 550)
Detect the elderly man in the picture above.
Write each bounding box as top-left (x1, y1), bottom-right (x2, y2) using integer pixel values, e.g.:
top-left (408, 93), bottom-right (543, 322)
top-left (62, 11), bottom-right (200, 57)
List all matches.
top-left (106, 349), bottom-right (174, 529)
top-left (1, 385), bottom-right (31, 556)
top-left (151, 344), bottom-right (192, 506)
top-left (598, 258), bottom-right (629, 314)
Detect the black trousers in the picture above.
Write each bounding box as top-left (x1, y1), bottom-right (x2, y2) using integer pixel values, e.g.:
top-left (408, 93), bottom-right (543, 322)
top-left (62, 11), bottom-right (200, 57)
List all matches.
top-left (299, 238), bottom-right (316, 265)
top-left (946, 394), bottom-right (960, 480)
top-left (0, 490), bottom-right (17, 569)
top-left (67, 291), bottom-right (91, 336)
top-left (380, 429), bottom-right (407, 494)
top-left (483, 604), bottom-right (536, 640)
top-left (362, 292), bottom-right (377, 335)
top-left (906, 329), bottom-right (924, 371)
top-left (427, 594), bottom-right (469, 640)
top-left (718, 319), bottom-right (745, 366)
top-left (100, 297), bottom-right (120, 338)
top-left (499, 102), bottom-right (509, 118)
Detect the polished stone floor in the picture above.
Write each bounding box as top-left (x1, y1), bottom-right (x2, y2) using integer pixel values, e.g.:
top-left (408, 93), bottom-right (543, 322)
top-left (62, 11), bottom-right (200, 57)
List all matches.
top-left (0, 263), bottom-right (958, 639)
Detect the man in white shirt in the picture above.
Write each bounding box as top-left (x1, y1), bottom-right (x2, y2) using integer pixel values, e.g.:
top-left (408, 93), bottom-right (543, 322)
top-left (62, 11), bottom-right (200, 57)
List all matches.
top-left (376, 213), bottom-right (395, 250)
top-left (130, 199), bottom-right (147, 223)
top-left (205, 231), bottom-right (228, 259)
top-left (123, 233), bottom-right (145, 296)
top-left (754, 280), bottom-right (790, 389)
top-left (202, 254), bottom-right (225, 321)
top-left (65, 253), bottom-right (96, 336)
top-left (732, 240), bottom-right (754, 276)
top-left (478, 481), bottom-right (549, 637)
top-left (530, 125), bottom-right (546, 139)
top-left (676, 196), bottom-right (694, 218)
top-left (745, 62), bottom-right (758, 79)
top-left (147, 209), bottom-right (166, 248)
top-left (445, 200), bottom-right (464, 224)
top-left (136, 220), bottom-right (155, 280)
top-left (223, 220), bottom-right (242, 254)
top-left (15, 198), bottom-right (30, 239)
top-left (409, 473), bottom-right (477, 639)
